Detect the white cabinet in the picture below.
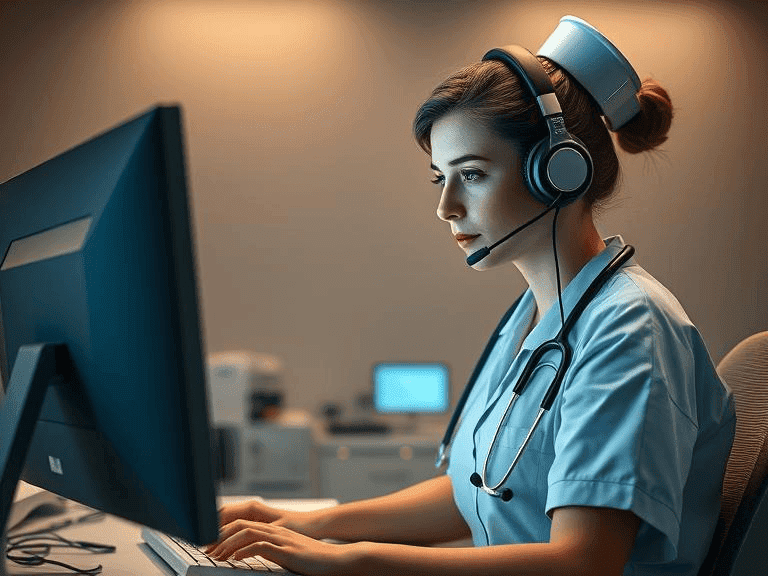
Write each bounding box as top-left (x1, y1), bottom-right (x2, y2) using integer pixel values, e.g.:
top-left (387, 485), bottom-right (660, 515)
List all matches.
top-left (316, 433), bottom-right (443, 502)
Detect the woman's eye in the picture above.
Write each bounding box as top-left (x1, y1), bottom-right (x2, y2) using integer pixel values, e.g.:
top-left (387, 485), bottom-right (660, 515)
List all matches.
top-left (431, 170), bottom-right (482, 187)
top-left (461, 169), bottom-right (482, 182)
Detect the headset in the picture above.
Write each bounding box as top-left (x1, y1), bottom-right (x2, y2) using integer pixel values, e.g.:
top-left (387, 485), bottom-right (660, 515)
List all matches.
top-left (463, 45), bottom-right (595, 267)
top-left (482, 45), bottom-right (593, 209)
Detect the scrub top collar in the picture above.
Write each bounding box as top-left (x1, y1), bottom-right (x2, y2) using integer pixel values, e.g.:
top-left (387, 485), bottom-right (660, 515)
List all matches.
top-left (499, 235), bottom-right (637, 352)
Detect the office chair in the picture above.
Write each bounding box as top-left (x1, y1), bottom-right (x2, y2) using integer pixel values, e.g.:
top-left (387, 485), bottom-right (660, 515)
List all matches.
top-left (698, 331), bottom-right (768, 576)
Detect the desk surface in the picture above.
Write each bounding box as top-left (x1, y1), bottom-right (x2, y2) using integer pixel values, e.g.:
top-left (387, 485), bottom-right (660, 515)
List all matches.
top-left (5, 490), bottom-right (337, 576)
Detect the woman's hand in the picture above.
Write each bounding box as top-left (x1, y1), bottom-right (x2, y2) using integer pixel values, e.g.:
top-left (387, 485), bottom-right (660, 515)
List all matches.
top-left (205, 520), bottom-right (360, 576)
top-left (210, 499), bottom-right (326, 540)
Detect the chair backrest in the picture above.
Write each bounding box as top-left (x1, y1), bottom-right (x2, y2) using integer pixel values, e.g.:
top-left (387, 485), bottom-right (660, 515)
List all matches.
top-left (698, 331), bottom-right (768, 576)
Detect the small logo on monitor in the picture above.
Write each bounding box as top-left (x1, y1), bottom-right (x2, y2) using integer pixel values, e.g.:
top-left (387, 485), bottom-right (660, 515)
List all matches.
top-left (48, 456), bottom-right (63, 475)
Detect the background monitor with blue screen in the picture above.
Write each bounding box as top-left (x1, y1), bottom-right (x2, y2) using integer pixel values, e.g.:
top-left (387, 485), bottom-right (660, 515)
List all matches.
top-left (373, 362), bottom-right (449, 414)
top-left (0, 105), bottom-right (219, 550)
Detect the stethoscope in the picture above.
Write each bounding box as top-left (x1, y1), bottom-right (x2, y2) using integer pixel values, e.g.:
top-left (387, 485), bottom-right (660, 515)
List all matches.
top-left (435, 244), bottom-right (635, 501)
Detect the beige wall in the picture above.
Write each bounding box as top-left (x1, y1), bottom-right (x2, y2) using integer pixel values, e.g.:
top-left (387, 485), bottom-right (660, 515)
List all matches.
top-left (1, 0), bottom-right (766, 418)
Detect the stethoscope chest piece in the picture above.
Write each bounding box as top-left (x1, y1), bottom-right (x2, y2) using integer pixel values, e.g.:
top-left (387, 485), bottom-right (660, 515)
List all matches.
top-left (470, 472), bottom-right (514, 501)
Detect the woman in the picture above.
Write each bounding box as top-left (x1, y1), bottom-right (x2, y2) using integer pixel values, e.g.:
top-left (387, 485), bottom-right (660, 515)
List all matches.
top-left (205, 16), bottom-right (735, 576)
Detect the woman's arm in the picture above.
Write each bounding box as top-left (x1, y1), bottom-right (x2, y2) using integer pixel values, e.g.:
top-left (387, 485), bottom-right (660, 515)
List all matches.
top-left (311, 473), bottom-right (471, 545)
top-left (209, 498), bottom-right (639, 576)
top-left (349, 506), bottom-right (640, 576)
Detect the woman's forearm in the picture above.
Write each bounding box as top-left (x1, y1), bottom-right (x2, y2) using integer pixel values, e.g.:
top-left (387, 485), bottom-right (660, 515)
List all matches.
top-left (347, 540), bottom-right (590, 576)
top-left (311, 474), bottom-right (471, 545)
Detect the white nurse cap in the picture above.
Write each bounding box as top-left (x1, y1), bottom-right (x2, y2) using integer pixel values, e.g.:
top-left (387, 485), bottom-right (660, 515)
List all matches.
top-left (537, 15), bottom-right (642, 131)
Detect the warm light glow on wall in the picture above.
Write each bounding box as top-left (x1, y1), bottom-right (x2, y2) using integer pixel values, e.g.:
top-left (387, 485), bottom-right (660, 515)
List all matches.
top-left (120, 0), bottom-right (354, 110)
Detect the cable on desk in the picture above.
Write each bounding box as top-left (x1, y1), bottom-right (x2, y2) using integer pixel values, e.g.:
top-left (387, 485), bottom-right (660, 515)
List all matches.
top-left (5, 510), bottom-right (116, 575)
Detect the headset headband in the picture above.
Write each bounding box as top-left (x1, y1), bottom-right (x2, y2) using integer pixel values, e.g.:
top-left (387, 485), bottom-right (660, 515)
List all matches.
top-left (481, 44), bottom-right (593, 205)
top-left (538, 15), bottom-right (642, 131)
top-left (482, 45), bottom-right (564, 121)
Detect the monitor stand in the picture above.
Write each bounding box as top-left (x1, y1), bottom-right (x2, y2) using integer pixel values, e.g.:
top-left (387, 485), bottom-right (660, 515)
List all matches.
top-left (0, 343), bottom-right (70, 576)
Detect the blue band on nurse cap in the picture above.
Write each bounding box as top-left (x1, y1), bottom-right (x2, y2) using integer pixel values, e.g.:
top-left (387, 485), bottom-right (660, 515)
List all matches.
top-left (537, 15), bottom-right (642, 131)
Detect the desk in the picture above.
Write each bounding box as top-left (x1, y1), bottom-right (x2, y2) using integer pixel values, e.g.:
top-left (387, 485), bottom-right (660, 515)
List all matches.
top-left (4, 490), bottom-right (337, 576)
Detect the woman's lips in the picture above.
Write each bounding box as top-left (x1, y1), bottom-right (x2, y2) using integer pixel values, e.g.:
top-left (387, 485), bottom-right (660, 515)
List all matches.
top-left (456, 234), bottom-right (480, 244)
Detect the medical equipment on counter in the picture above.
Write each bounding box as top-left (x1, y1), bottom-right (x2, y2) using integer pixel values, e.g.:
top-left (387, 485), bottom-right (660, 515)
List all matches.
top-left (205, 352), bottom-right (317, 497)
top-left (206, 351), bottom-right (283, 424)
top-left (217, 409), bottom-right (318, 498)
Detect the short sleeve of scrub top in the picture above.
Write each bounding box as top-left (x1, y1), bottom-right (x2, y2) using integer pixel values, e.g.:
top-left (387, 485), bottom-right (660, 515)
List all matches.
top-left (446, 236), bottom-right (735, 575)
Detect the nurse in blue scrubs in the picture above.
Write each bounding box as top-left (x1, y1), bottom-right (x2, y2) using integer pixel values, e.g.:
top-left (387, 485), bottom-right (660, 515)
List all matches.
top-left (206, 16), bottom-right (736, 576)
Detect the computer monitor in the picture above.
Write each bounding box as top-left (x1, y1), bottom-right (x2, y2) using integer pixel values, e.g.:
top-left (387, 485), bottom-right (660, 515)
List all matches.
top-left (0, 106), bottom-right (219, 549)
top-left (372, 362), bottom-right (450, 414)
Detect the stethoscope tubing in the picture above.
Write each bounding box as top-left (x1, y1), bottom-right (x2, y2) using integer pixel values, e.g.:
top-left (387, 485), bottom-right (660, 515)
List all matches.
top-left (436, 244), bottom-right (636, 485)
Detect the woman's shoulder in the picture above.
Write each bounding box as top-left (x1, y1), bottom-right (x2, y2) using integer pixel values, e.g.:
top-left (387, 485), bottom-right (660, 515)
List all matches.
top-left (568, 262), bottom-right (706, 369)
top-left (571, 262), bottom-right (733, 433)
top-left (586, 262), bottom-right (694, 333)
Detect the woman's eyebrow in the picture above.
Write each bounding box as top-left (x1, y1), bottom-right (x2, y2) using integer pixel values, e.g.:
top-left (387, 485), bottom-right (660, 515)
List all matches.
top-left (430, 154), bottom-right (491, 171)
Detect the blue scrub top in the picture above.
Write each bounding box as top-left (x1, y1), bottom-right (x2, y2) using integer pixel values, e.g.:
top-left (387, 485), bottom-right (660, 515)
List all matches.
top-left (446, 235), bottom-right (736, 576)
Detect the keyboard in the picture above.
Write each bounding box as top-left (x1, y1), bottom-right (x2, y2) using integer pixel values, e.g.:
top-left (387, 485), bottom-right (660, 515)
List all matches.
top-left (142, 527), bottom-right (296, 575)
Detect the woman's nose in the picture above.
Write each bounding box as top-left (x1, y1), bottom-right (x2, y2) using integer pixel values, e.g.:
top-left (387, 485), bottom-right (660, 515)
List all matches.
top-left (436, 183), bottom-right (465, 222)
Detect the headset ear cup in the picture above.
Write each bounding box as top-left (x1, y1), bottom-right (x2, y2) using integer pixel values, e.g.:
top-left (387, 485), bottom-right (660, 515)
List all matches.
top-left (525, 139), bottom-right (594, 208)
top-left (524, 139), bottom-right (556, 206)
top-left (551, 140), bottom-right (593, 206)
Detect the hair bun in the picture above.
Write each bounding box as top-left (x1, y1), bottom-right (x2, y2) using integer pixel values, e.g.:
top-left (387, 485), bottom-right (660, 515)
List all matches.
top-left (615, 79), bottom-right (674, 154)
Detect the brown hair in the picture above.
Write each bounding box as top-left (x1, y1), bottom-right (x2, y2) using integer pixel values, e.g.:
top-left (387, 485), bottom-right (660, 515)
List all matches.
top-left (413, 56), bottom-right (673, 213)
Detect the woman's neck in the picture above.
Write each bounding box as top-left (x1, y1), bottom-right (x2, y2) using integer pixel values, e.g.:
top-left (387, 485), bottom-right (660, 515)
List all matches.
top-left (514, 207), bottom-right (605, 328)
